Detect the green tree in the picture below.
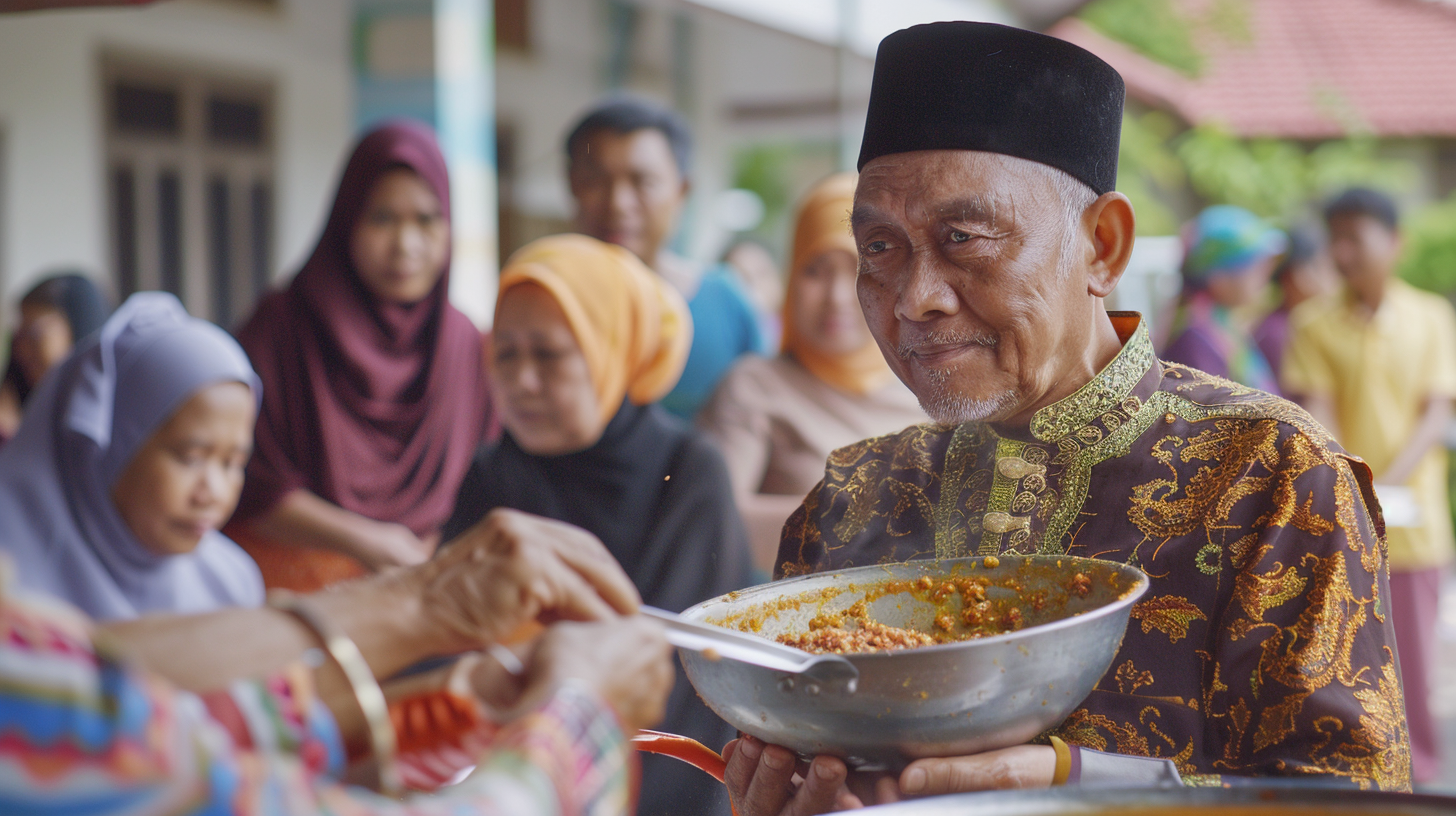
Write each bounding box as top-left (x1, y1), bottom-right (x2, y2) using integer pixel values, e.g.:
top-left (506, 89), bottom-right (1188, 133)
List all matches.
top-left (1399, 194), bottom-right (1456, 295)
top-left (1117, 111), bottom-right (1184, 236)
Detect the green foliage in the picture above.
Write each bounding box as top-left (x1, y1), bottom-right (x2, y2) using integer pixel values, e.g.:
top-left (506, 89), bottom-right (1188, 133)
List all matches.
top-left (1204, 0), bottom-right (1254, 45)
top-left (732, 144), bottom-right (797, 241)
top-left (1118, 115), bottom-right (1422, 243)
top-left (1173, 126), bottom-right (1308, 218)
top-left (1163, 124), bottom-right (1415, 221)
top-left (1117, 112), bottom-right (1184, 235)
top-left (1399, 194), bottom-right (1456, 295)
top-left (1080, 0), bottom-right (1203, 76)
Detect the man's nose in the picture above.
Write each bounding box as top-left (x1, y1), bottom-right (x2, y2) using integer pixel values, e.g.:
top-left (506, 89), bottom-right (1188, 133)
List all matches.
top-left (895, 251), bottom-right (961, 323)
top-left (609, 179), bottom-right (636, 216)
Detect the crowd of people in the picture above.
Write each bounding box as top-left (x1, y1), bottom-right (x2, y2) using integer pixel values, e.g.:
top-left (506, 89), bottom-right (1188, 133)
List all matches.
top-left (0, 18), bottom-right (1443, 816)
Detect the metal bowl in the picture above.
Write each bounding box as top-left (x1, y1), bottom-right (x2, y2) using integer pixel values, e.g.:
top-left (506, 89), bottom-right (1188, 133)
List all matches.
top-left (677, 554), bottom-right (1148, 769)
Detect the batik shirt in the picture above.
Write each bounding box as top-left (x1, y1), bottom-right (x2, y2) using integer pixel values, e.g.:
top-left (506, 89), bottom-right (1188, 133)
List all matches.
top-left (777, 313), bottom-right (1411, 791)
top-left (0, 584), bottom-right (633, 816)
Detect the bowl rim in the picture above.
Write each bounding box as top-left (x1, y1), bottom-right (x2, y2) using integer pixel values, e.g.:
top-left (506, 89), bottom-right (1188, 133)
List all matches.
top-left (680, 553), bottom-right (1152, 662)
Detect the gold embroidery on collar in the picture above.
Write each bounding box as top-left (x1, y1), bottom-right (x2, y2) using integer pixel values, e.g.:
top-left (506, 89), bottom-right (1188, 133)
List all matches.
top-left (1030, 316), bottom-right (1156, 443)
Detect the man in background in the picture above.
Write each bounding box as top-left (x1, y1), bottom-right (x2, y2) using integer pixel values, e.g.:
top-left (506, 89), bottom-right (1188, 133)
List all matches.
top-left (1284, 187), bottom-right (1456, 786)
top-left (565, 96), bottom-right (767, 419)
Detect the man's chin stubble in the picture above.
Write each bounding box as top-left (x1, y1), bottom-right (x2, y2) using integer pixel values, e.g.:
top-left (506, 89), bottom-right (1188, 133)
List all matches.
top-left (914, 369), bottom-right (1020, 425)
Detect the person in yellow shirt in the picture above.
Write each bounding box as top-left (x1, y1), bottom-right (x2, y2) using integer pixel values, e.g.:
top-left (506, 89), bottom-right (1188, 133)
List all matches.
top-left (1283, 187), bottom-right (1456, 786)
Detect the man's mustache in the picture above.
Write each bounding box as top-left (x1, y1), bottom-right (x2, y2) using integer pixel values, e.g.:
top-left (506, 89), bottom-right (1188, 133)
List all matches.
top-left (896, 330), bottom-right (997, 360)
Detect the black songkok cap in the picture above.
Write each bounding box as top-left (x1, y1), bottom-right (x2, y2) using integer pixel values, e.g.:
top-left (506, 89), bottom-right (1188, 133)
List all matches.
top-left (857, 21), bottom-right (1126, 195)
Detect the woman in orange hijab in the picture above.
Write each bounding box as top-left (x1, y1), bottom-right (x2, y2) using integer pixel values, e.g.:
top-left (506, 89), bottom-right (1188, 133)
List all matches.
top-left (699, 174), bottom-right (927, 574)
top-left (442, 234), bottom-right (749, 816)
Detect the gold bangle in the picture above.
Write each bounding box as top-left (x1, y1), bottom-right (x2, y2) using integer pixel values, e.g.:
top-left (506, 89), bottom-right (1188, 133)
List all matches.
top-left (269, 591), bottom-right (402, 797)
top-left (1049, 735), bottom-right (1071, 786)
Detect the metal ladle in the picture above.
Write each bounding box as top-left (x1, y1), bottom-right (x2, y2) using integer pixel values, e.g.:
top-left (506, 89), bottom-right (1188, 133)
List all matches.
top-left (640, 606), bottom-right (859, 695)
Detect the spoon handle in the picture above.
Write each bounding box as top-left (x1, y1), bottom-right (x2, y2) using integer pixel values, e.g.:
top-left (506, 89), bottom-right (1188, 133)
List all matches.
top-left (640, 606), bottom-right (824, 674)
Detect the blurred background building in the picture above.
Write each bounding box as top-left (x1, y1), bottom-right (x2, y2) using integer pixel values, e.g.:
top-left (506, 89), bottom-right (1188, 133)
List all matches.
top-left (0, 0), bottom-right (1454, 331)
top-left (4, 0), bottom-right (1456, 791)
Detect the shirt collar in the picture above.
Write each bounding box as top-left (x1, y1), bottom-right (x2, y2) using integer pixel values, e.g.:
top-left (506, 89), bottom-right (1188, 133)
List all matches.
top-left (1339, 279), bottom-right (1411, 329)
top-left (1028, 312), bottom-right (1158, 443)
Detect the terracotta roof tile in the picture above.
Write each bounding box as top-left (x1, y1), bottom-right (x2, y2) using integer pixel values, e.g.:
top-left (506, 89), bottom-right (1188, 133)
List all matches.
top-left (1051, 0), bottom-right (1456, 137)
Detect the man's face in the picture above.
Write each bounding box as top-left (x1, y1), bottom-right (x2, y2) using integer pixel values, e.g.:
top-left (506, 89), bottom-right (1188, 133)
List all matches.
top-left (853, 151), bottom-right (1092, 425)
top-left (1328, 213), bottom-right (1400, 302)
top-left (568, 128), bottom-right (688, 265)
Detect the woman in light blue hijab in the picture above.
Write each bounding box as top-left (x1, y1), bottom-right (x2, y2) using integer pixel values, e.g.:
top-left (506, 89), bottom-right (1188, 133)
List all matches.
top-left (0, 292), bottom-right (264, 620)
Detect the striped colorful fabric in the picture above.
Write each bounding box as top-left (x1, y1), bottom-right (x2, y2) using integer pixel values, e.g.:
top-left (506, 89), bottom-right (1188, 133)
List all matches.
top-left (0, 586), bottom-right (634, 816)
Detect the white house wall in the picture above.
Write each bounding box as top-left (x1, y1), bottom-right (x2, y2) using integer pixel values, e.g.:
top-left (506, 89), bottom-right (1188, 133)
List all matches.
top-left (0, 0), bottom-right (353, 319)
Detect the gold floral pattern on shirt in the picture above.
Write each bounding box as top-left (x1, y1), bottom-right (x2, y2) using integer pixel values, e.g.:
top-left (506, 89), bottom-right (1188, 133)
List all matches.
top-left (1130, 596), bottom-right (1207, 644)
top-left (776, 314), bottom-right (1410, 790)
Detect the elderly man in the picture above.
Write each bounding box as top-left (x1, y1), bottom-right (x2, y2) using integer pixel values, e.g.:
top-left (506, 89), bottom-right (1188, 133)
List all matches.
top-left (723, 22), bottom-right (1409, 814)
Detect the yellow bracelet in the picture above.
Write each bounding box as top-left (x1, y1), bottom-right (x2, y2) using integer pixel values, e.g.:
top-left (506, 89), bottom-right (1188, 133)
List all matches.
top-left (1049, 735), bottom-right (1071, 786)
top-left (269, 591), bottom-right (402, 797)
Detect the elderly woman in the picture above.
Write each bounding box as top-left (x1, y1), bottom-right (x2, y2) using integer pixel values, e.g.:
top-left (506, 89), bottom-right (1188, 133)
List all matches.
top-left (0, 506), bottom-right (674, 816)
top-left (228, 121), bottom-right (495, 592)
top-left (0, 292), bottom-right (262, 620)
top-left (0, 272), bottom-right (111, 444)
top-left (443, 233), bottom-right (750, 816)
top-left (699, 174), bottom-right (926, 573)
top-left (1161, 205), bottom-right (1288, 393)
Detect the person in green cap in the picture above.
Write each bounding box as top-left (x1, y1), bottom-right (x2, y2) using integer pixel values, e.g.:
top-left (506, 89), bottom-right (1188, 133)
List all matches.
top-left (1162, 205), bottom-right (1288, 393)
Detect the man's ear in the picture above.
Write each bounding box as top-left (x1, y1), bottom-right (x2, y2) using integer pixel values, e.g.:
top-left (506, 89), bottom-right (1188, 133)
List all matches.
top-left (1085, 192), bottom-right (1136, 298)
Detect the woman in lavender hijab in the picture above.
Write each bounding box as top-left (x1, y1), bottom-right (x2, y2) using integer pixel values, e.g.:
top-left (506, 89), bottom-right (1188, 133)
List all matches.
top-left (0, 292), bottom-right (263, 620)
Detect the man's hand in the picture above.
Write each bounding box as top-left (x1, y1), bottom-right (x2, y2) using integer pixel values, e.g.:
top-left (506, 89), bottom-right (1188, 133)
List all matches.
top-left (415, 509), bottom-right (642, 654)
top-left (721, 738), bottom-right (1058, 814)
top-left (722, 736), bottom-right (864, 815)
top-left (896, 745), bottom-right (1056, 797)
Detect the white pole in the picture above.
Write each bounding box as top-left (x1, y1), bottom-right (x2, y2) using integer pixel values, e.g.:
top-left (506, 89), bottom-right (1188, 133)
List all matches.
top-left (435, 0), bottom-right (498, 328)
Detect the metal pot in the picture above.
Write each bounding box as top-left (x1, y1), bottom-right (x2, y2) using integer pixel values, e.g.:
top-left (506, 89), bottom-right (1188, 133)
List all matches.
top-left (677, 554), bottom-right (1148, 769)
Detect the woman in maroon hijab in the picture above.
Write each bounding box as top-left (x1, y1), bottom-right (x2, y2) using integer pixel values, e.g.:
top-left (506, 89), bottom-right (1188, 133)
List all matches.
top-left (226, 121), bottom-right (495, 591)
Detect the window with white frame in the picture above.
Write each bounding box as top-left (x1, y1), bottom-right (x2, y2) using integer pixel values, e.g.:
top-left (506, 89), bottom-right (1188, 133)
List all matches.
top-left (104, 58), bottom-right (274, 328)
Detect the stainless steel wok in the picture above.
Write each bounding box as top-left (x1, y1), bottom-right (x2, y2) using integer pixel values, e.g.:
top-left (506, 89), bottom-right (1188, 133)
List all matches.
top-left (677, 554), bottom-right (1148, 769)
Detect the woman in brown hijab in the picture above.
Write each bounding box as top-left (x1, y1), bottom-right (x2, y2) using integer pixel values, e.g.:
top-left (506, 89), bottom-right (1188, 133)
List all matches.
top-left (698, 174), bottom-right (926, 574)
top-left (227, 121), bottom-right (495, 591)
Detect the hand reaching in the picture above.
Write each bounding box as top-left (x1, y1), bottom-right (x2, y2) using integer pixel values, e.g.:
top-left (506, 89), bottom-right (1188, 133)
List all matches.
top-left (416, 509), bottom-right (641, 653)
